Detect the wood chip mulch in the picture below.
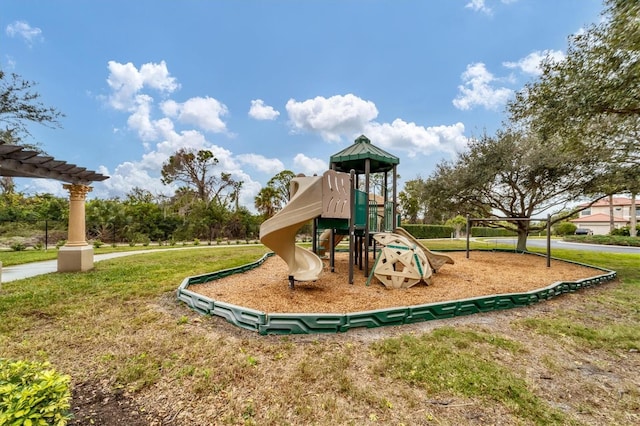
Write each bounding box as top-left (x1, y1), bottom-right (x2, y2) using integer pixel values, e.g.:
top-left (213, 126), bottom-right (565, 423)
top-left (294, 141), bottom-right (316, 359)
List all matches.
top-left (188, 251), bottom-right (603, 313)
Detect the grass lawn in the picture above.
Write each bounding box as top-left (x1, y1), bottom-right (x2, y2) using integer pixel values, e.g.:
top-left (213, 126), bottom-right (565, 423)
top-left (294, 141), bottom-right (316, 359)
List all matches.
top-left (0, 243), bottom-right (638, 425)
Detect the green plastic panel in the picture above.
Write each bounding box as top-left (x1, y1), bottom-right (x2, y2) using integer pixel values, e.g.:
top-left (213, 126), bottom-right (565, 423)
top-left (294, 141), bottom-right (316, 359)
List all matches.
top-left (176, 251), bottom-right (617, 335)
top-left (317, 218), bottom-right (350, 230)
top-left (259, 314), bottom-right (345, 335)
top-left (353, 189), bottom-right (367, 227)
top-left (340, 307), bottom-right (409, 331)
top-left (212, 301), bottom-right (265, 332)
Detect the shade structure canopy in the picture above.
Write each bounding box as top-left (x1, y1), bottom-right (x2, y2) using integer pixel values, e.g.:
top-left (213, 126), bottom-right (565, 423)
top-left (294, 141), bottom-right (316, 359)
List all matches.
top-left (329, 135), bottom-right (399, 174)
top-left (0, 143), bottom-right (108, 185)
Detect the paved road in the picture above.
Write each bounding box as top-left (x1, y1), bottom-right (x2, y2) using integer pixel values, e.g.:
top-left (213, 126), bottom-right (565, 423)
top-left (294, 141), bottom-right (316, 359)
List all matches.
top-left (483, 238), bottom-right (640, 254)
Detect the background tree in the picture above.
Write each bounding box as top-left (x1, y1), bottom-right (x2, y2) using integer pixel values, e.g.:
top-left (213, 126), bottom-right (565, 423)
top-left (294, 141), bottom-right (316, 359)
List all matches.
top-left (161, 149), bottom-right (243, 208)
top-left (509, 0), bottom-right (640, 169)
top-left (0, 69), bottom-right (64, 145)
top-left (424, 129), bottom-right (604, 250)
top-left (266, 170), bottom-right (295, 210)
top-left (86, 198), bottom-right (126, 243)
top-left (254, 186), bottom-right (279, 219)
top-left (398, 178), bottom-right (423, 223)
top-left (444, 215), bottom-right (467, 238)
top-left (254, 170), bottom-right (294, 219)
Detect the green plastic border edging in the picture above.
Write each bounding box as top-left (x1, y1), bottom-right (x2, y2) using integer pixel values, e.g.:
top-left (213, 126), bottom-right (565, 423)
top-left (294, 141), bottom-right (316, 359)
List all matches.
top-left (176, 250), bottom-right (617, 335)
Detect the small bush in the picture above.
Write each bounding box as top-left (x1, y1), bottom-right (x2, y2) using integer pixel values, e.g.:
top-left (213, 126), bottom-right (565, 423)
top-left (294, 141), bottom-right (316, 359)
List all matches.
top-left (34, 242), bottom-right (44, 251)
top-left (0, 358), bottom-right (72, 425)
top-left (92, 239), bottom-right (104, 248)
top-left (610, 225), bottom-right (640, 237)
top-left (401, 224), bottom-right (455, 238)
top-left (193, 238), bottom-right (200, 246)
top-left (10, 242), bottom-right (27, 252)
top-left (56, 240), bottom-right (66, 249)
top-left (553, 221), bottom-right (577, 236)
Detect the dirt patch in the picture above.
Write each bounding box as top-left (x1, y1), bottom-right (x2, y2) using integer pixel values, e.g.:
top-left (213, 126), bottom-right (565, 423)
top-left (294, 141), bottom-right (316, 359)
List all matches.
top-left (68, 381), bottom-right (164, 425)
top-left (189, 251), bottom-right (603, 313)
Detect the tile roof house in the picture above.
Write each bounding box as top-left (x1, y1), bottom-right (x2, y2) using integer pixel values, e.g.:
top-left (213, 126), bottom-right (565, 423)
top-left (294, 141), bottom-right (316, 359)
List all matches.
top-left (570, 197), bottom-right (639, 235)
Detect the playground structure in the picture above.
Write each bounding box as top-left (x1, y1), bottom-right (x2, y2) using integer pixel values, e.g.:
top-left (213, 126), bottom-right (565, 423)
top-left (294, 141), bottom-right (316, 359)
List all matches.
top-left (178, 135), bottom-right (617, 334)
top-left (259, 135), bottom-right (454, 289)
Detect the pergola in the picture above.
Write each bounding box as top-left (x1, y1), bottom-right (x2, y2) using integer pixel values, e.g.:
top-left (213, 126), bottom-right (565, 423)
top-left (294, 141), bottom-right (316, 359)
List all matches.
top-left (0, 143), bottom-right (109, 272)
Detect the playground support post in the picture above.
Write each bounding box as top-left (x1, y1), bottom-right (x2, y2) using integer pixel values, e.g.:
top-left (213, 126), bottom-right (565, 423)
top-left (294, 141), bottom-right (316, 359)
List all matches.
top-left (466, 215), bottom-right (470, 259)
top-left (364, 159), bottom-right (370, 276)
top-left (312, 217), bottom-right (318, 254)
top-left (348, 169), bottom-right (355, 284)
top-left (330, 228), bottom-right (335, 272)
top-left (546, 214), bottom-right (551, 268)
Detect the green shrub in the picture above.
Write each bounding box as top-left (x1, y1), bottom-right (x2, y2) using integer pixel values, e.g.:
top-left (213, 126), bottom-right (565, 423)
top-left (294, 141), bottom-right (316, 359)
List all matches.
top-left (553, 221), bottom-right (577, 236)
top-left (401, 224), bottom-right (454, 238)
top-left (10, 242), bottom-right (27, 252)
top-left (193, 238), bottom-right (200, 246)
top-left (470, 227), bottom-right (518, 237)
top-left (610, 225), bottom-right (640, 237)
top-left (92, 239), bottom-right (104, 248)
top-left (55, 240), bottom-right (66, 249)
top-left (0, 358), bottom-right (72, 425)
top-left (400, 224), bottom-right (521, 238)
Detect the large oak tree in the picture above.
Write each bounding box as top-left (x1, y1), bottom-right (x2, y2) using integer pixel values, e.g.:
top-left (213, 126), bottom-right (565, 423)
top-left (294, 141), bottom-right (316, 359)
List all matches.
top-left (508, 0), bottom-right (639, 236)
top-left (423, 129), bottom-right (603, 250)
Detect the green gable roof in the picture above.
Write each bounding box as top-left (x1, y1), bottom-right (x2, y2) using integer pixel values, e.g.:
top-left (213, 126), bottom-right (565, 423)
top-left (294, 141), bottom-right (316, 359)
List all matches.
top-left (329, 135), bottom-right (399, 174)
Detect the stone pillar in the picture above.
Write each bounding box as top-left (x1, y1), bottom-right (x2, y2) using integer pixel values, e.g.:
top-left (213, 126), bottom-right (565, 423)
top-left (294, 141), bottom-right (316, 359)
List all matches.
top-left (57, 184), bottom-right (94, 272)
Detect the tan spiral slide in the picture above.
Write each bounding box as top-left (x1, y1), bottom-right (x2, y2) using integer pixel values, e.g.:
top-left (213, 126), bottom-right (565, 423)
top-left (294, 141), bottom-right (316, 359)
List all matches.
top-left (259, 175), bottom-right (325, 282)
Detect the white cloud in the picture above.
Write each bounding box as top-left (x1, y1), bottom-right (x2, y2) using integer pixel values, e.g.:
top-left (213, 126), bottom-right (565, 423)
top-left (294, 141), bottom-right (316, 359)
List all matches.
top-left (5, 21), bottom-right (42, 45)
top-left (293, 154), bottom-right (327, 176)
top-left (97, 161), bottom-right (170, 199)
top-left (364, 120), bottom-right (468, 158)
top-left (126, 94), bottom-right (157, 141)
top-left (161, 97), bottom-right (229, 133)
top-left (286, 94), bottom-right (378, 142)
top-left (465, 0), bottom-right (518, 14)
top-left (248, 99), bottom-right (280, 120)
top-left (503, 49), bottom-right (565, 76)
top-left (465, 0), bottom-right (492, 14)
top-left (237, 154), bottom-right (284, 174)
top-left (106, 60), bottom-right (179, 111)
top-left (453, 62), bottom-right (513, 110)
top-left (284, 93), bottom-right (468, 160)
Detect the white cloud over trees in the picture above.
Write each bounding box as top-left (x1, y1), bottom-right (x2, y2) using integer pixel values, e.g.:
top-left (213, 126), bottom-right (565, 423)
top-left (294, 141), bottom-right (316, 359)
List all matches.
top-left (503, 50), bottom-right (565, 76)
top-left (453, 62), bottom-right (513, 111)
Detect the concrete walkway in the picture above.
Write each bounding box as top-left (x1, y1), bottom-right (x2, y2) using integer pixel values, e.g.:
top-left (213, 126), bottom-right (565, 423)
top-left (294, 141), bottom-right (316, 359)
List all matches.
top-left (1, 245), bottom-right (255, 283)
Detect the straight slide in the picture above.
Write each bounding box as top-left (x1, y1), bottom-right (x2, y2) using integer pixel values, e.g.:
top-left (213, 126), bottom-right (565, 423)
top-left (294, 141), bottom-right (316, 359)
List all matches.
top-left (394, 227), bottom-right (455, 272)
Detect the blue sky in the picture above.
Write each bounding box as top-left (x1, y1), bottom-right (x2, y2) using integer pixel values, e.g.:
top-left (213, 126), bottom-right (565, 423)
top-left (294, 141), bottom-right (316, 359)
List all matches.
top-left (2, 0), bottom-right (603, 210)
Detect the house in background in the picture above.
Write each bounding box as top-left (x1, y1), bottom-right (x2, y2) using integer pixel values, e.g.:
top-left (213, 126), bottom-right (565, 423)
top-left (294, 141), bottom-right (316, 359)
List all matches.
top-left (571, 197), bottom-right (639, 235)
